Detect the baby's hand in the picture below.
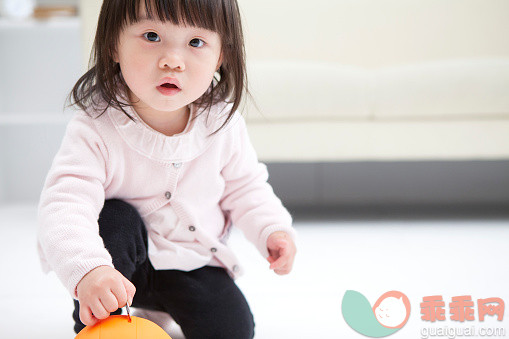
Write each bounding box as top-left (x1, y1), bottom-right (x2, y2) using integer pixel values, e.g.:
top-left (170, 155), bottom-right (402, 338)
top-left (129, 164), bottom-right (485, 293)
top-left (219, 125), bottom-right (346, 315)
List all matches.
top-left (266, 231), bottom-right (296, 275)
top-left (76, 265), bottom-right (136, 326)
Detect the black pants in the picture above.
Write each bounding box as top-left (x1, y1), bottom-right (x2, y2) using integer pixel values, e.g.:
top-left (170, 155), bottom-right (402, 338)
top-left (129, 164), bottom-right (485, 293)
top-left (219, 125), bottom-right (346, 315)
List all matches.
top-left (73, 199), bottom-right (255, 339)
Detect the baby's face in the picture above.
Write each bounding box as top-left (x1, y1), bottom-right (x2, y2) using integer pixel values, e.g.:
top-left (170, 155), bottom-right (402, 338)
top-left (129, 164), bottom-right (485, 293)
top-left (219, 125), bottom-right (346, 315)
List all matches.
top-left (115, 4), bottom-right (223, 121)
top-left (374, 297), bottom-right (407, 328)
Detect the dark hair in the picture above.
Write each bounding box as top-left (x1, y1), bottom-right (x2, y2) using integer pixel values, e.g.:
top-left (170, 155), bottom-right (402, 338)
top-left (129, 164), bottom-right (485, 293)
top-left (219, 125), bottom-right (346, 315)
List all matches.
top-left (68, 0), bottom-right (250, 134)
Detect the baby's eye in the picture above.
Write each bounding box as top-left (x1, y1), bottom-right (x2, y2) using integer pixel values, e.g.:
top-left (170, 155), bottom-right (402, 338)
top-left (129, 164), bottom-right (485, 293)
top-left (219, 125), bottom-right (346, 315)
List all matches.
top-left (143, 32), bottom-right (160, 42)
top-left (189, 38), bottom-right (205, 48)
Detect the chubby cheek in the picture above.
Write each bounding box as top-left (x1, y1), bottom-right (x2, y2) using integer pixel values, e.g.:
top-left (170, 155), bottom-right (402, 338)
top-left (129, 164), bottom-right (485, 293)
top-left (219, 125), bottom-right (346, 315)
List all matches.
top-left (190, 66), bottom-right (216, 94)
top-left (199, 73), bottom-right (215, 92)
top-left (120, 59), bottom-right (149, 93)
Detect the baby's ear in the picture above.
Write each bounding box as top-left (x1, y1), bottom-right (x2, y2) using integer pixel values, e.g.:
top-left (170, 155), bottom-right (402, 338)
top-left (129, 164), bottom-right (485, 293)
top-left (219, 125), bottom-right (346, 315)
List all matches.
top-left (112, 49), bottom-right (119, 63)
top-left (216, 52), bottom-right (223, 71)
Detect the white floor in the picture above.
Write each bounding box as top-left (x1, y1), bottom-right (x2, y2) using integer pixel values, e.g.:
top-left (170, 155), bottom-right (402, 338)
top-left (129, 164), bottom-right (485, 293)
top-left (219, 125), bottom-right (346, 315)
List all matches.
top-left (1, 204), bottom-right (509, 339)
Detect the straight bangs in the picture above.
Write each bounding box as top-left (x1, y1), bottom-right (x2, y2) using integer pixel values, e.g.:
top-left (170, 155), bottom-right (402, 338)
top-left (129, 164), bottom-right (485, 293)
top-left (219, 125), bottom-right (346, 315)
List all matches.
top-left (128, 0), bottom-right (227, 37)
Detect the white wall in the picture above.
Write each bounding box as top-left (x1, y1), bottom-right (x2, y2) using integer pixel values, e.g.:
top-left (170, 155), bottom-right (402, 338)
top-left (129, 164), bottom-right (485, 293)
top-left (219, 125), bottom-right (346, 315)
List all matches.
top-left (0, 18), bottom-right (81, 203)
top-left (0, 140), bottom-right (4, 202)
top-left (0, 19), bottom-right (81, 114)
top-left (78, 0), bottom-right (101, 68)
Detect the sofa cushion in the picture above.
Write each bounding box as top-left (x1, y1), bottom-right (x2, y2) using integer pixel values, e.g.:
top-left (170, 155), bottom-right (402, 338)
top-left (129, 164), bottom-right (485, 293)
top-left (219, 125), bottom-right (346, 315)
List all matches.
top-left (244, 58), bottom-right (509, 122)
top-left (373, 58), bottom-right (509, 119)
top-left (245, 60), bottom-right (370, 122)
top-left (246, 119), bottom-right (509, 162)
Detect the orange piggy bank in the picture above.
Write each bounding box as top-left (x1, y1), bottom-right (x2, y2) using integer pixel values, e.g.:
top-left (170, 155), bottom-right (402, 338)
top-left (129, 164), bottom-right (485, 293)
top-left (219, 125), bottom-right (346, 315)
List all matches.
top-left (75, 315), bottom-right (172, 339)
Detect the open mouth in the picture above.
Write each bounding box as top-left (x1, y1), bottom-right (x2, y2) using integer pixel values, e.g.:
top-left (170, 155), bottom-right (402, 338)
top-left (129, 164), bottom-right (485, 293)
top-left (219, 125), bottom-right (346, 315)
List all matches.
top-left (157, 81), bottom-right (181, 96)
top-left (160, 83), bottom-right (179, 89)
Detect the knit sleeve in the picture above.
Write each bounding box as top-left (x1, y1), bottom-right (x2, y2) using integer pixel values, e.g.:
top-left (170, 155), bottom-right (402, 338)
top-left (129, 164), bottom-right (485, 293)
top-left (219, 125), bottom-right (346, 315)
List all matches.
top-left (219, 115), bottom-right (295, 259)
top-left (37, 113), bottom-right (113, 298)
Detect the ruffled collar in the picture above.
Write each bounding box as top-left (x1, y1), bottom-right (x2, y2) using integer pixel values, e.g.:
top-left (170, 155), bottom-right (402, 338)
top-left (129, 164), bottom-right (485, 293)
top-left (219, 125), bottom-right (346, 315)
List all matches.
top-left (108, 102), bottom-right (235, 162)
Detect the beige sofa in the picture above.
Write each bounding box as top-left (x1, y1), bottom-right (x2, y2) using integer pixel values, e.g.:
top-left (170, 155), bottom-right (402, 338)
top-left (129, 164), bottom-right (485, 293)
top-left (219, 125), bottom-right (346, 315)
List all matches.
top-left (244, 58), bottom-right (509, 162)
top-left (237, 0), bottom-right (509, 163)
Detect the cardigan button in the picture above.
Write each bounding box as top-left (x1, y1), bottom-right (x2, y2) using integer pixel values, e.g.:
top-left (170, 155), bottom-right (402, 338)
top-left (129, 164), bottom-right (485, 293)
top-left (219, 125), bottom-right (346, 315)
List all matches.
top-left (232, 265), bottom-right (239, 272)
top-left (210, 247), bottom-right (217, 253)
top-left (165, 191), bottom-right (171, 199)
top-left (189, 225), bottom-right (196, 232)
top-left (173, 162), bottom-right (182, 168)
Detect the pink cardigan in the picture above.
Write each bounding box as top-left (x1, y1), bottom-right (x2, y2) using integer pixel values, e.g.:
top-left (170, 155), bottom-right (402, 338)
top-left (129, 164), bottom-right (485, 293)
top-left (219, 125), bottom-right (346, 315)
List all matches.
top-left (37, 101), bottom-right (294, 297)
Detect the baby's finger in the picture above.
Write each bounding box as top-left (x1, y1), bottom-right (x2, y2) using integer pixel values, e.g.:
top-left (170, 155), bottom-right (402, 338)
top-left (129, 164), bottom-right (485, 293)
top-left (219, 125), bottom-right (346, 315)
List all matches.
top-left (79, 305), bottom-right (98, 327)
top-left (274, 266), bottom-right (290, 275)
top-left (270, 244), bottom-right (291, 267)
top-left (279, 243), bottom-right (289, 256)
top-left (90, 299), bottom-right (109, 320)
top-left (269, 255), bottom-right (287, 270)
top-left (100, 292), bottom-right (120, 313)
top-left (269, 241), bottom-right (288, 261)
top-left (110, 280), bottom-right (128, 308)
top-left (123, 278), bottom-right (136, 306)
